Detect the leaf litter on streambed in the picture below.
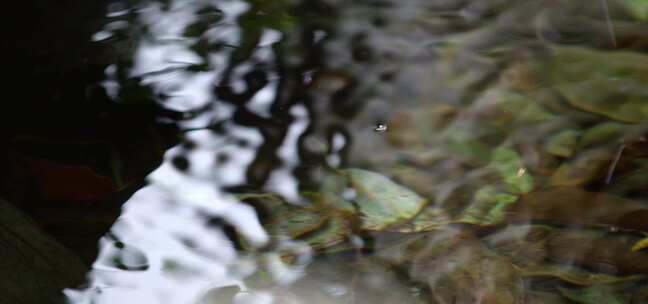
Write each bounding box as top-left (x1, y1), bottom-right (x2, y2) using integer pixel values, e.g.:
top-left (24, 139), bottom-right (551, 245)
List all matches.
top-left (231, 166), bottom-right (648, 303)
top-left (229, 1), bottom-right (648, 302)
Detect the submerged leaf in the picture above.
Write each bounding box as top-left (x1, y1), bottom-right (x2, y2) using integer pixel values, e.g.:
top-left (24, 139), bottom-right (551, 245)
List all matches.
top-left (631, 237), bottom-right (648, 251)
top-left (272, 205), bottom-right (327, 240)
top-left (344, 168), bottom-right (428, 230)
top-left (250, 193), bottom-right (350, 249)
top-left (377, 228), bottom-right (468, 264)
top-left (514, 264), bottom-right (645, 286)
top-left (398, 205), bottom-right (452, 233)
top-left (457, 186), bottom-right (518, 226)
top-left (440, 146), bottom-right (532, 226)
top-left (622, 0), bottom-right (648, 20)
top-left (548, 147), bottom-right (615, 187)
top-left (413, 237), bottom-right (525, 304)
top-left (489, 146), bottom-right (534, 194)
top-left (543, 129), bottom-right (579, 158)
top-left (293, 216), bottom-right (352, 250)
top-left (579, 121), bottom-right (627, 148)
top-left (477, 90), bottom-right (557, 126)
top-left (487, 224), bottom-right (648, 285)
top-left (510, 187), bottom-right (648, 230)
top-left (546, 229), bottom-right (648, 275)
top-left (550, 46), bottom-right (648, 123)
top-left (558, 284), bottom-right (632, 304)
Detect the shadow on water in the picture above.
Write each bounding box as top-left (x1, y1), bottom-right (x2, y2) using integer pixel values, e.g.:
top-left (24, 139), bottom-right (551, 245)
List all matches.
top-left (5, 0), bottom-right (648, 303)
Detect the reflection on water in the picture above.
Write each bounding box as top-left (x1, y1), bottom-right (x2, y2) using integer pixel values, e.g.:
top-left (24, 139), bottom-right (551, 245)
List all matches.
top-left (68, 0), bottom-right (312, 302)
top-left (61, 0), bottom-right (648, 303)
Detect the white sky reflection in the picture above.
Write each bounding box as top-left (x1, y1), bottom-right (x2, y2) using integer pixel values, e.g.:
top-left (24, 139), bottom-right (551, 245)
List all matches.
top-left (66, 0), bottom-right (302, 303)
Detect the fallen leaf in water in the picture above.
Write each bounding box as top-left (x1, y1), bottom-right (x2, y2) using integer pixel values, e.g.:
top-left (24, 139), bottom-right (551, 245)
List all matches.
top-left (510, 187), bottom-right (648, 230)
top-left (622, 0), bottom-right (648, 20)
top-left (485, 224), bottom-right (647, 285)
top-left (578, 121), bottom-right (627, 149)
top-left (558, 283), bottom-right (639, 304)
top-left (631, 237), bottom-right (648, 251)
top-left (250, 193), bottom-right (351, 250)
top-left (413, 236), bottom-right (525, 304)
top-left (514, 264), bottom-right (644, 286)
top-left (456, 185), bottom-right (518, 226)
top-left (546, 228), bottom-right (648, 275)
top-left (489, 146), bottom-right (534, 194)
top-left (543, 129), bottom-right (579, 158)
top-left (344, 168), bottom-right (428, 230)
top-left (548, 147), bottom-right (615, 187)
top-left (551, 45), bottom-right (648, 123)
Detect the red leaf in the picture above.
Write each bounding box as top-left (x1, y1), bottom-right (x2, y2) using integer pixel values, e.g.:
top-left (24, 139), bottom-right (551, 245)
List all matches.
top-left (22, 156), bottom-right (116, 200)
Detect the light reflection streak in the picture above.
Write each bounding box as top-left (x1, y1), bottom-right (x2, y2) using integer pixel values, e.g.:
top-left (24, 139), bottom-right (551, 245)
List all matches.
top-left (66, 0), bottom-right (304, 303)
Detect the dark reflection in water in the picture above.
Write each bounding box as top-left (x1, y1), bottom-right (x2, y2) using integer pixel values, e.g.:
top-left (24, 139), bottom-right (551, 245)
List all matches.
top-left (5, 0), bottom-right (648, 303)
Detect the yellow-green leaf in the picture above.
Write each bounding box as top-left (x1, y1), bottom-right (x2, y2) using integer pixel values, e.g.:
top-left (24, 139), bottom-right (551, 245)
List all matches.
top-left (631, 237), bottom-right (648, 251)
top-left (457, 186), bottom-right (518, 226)
top-left (490, 146), bottom-right (534, 194)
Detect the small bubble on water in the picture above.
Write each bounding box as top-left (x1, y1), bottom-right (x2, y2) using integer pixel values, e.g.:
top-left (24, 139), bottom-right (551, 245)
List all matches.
top-left (374, 123), bottom-right (388, 132)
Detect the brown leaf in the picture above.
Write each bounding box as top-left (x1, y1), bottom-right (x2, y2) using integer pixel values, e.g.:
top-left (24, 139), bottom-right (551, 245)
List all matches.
top-left (510, 187), bottom-right (648, 230)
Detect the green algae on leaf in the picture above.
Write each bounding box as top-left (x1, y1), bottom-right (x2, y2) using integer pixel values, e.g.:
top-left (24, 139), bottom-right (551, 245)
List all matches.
top-left (457, 185), bottom-right (518, 226)
top-left (489, 146), bottom-right (534, 194)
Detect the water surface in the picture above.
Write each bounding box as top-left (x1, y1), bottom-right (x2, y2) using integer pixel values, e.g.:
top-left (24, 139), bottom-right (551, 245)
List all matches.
top-left (7, 0), bottom-right (648, 303)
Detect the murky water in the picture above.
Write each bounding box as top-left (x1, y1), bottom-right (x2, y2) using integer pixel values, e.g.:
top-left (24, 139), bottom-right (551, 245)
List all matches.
top-left (6, 0), bottom-right (648, 303)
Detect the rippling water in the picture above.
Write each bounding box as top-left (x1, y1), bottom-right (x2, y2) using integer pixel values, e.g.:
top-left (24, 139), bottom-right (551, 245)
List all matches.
top-left (27, 0), bottom-right (648, 303)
